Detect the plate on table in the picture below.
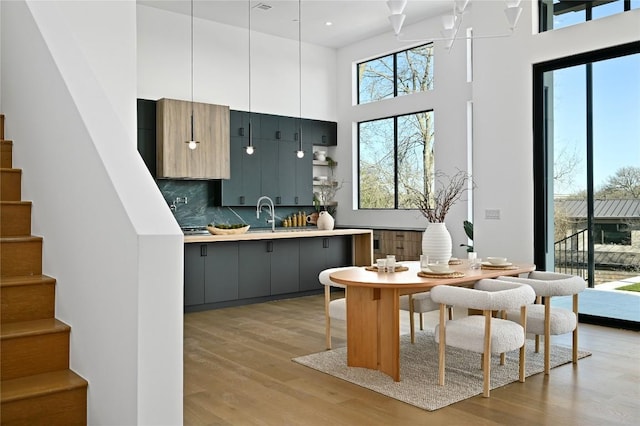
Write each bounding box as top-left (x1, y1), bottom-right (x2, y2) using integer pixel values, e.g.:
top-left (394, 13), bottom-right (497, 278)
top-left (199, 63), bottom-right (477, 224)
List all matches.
top-left (481, 261), bottom-right (513, 267)
top-left (418, 270), bottom-right (465, 278)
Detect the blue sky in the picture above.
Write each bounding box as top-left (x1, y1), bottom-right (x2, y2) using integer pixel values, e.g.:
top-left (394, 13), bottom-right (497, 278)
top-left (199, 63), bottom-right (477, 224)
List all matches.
top-left (552, 52), bottom-right (640, 195)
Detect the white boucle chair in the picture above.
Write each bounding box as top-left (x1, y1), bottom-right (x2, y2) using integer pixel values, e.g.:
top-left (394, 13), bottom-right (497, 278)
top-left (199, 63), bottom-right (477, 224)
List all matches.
top-left (430, 279), bottom-right (536, 397)
top-left (318, 267), bottom-right (356, 350)
top-left (498, 271), bottom-right (587, 375)
top-left (399, 293), bottom-right (452, 344)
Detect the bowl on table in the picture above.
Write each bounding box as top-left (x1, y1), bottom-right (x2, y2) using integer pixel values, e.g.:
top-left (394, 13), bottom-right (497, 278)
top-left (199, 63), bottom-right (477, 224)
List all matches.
top-left (427, 263), bottom-right (452, 273)
top-left (487, 257), bottom-right (508, 265)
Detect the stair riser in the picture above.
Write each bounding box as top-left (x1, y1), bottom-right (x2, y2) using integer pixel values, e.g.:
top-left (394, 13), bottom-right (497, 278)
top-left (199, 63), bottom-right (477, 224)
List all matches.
top-left (0, 387), bottom-right (87, 426)
top-left (1, 283), bottom-right (55, 323)
top-left (1, 332), bottom-right (70, 380)
top-left (0, 169), bottom-right (22, 201)
top-left (1, 141), bottom-right (12, 168)
top-left (0, 239), bottom-right (42, 277)
top-left (0, 203), bottom-right (32, 237)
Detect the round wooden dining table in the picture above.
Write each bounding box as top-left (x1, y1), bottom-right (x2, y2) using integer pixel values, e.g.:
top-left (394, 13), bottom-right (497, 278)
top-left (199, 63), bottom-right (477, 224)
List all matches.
top-left (329, 260), bottom-right (536, 382)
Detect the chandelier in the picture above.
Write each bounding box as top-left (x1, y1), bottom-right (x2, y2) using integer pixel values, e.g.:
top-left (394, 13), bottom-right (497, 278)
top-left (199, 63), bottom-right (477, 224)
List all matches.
top-left (387, 0), bottom-right (524, 51)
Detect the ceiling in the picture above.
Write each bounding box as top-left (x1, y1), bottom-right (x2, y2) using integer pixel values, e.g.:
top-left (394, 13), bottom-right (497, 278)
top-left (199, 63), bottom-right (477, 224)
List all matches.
top-left (137, 0), bottom-right (453, 49)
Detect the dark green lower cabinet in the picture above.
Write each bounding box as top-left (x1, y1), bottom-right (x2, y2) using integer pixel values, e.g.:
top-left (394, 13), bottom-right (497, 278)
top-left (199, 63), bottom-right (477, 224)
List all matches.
top-left (184, 242), bottom-right (239, 306)
top-left (271, 239), bottom-right (300, 295)
top-left (184, 244), bottom-right (206, 306)
top-left (238, 241), bottom-right (271, 299)
top-left (299, 236), bottom-right (351, 291)
top-left (185, 236), bottom-right (350, 309)
top-left (204, 242), bottom-right (239, 303)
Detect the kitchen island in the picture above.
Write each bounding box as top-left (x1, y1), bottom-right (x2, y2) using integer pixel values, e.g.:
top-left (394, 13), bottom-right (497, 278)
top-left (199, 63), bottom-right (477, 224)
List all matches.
top-left (183, 228), bottom-right (372, 312)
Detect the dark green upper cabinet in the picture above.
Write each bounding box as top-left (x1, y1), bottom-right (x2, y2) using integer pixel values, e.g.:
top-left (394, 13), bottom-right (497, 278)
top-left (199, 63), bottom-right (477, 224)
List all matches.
top-left (302, 119), bottom-right (337, 146)
top-left (220, 110), bottom-right (332, 207)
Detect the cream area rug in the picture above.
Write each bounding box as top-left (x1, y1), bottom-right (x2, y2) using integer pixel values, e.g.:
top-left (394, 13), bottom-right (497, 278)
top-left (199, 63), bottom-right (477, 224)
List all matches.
top-left (292, 331), bottom-right (591, 411)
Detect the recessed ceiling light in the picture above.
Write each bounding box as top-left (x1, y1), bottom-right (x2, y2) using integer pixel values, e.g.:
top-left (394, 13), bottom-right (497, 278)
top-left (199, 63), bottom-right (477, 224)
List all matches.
top-left (325, 21), bottom-right (333, 26)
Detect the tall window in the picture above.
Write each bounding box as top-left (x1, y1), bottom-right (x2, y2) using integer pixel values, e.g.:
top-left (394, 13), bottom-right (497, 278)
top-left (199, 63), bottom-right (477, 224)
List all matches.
top-left (359, 111), bottom-right (434, 209)
top-left (539, 0), bottom-right (639, 32)
top-left (357, 43), bottom-right (434, 105)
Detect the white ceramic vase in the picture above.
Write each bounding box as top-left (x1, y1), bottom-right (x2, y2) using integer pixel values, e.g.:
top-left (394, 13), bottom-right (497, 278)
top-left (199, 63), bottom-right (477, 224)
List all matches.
top-left (421, 222), bottom-right (452, 264)
top-left (316, 211), bottom-right (335, 230)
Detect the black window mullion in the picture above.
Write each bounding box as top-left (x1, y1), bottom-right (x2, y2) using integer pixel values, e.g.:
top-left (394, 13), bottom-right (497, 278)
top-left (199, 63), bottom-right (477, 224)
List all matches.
top-left (393, 116), bottom-right (399, 209)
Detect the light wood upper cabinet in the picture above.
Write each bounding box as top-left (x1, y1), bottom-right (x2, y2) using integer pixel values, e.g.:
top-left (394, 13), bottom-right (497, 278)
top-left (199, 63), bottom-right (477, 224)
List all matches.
top-left (156, 98), bottom-right (230, 179)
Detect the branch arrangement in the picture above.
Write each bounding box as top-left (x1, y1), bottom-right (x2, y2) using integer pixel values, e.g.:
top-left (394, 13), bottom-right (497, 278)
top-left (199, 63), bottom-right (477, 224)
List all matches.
top-left (412, 170), bottom-right (474, 223)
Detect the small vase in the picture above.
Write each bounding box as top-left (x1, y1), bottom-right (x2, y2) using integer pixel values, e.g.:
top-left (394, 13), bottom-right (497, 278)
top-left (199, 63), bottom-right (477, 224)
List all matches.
top-left (316, 211), bottom-right (335, 230)
top-left (422, 222), bottom-right (452, 264)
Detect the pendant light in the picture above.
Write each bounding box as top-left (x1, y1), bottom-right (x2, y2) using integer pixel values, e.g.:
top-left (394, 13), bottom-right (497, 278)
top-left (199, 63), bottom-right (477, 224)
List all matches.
top-left (186, 0), bottom-right (199, 150)
top-left (295, 0), bottom-right (304, 159)
top-left (244, 0), bottom-right (255, 155)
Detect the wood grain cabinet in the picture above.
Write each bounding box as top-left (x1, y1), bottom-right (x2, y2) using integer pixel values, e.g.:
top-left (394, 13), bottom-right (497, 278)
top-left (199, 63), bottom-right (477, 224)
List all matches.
top-left (156, 98), bottom-right (230, 179)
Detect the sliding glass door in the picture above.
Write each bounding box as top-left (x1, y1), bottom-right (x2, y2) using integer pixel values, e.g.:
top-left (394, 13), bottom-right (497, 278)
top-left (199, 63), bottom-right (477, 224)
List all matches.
top-left (533, 43), bottom-right (640, 319)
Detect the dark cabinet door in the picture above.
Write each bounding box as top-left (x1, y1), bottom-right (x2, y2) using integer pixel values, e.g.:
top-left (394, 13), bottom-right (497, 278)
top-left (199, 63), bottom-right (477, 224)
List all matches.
top-left (238, 241), bottom-right (271, 299)
top-left (184, 244), bottom-right (205, 306)
top-left (326, 236), bottom-right (351, 267)
top-left (277, 139), bottom-right (297, 205)
top-left (270, 239), bottom-right (300, 295)
top-left (204, 242), bottom-right (239, 303)
top-left (260, 138), bottom-right (279, 202)
top-left (299, 236), bottom-right (352, 291)
top-left (295, 136), bottom-right (314, 205)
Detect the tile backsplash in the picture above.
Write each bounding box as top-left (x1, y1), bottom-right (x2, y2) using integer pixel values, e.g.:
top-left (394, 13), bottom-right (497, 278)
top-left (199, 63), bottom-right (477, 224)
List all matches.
top-left (157, 179), bottom-right (315, 229)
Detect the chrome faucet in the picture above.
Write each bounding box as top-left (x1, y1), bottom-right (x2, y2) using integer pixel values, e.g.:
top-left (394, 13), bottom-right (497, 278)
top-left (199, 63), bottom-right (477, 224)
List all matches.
top-left (256, 196), bottom-right (276, 232)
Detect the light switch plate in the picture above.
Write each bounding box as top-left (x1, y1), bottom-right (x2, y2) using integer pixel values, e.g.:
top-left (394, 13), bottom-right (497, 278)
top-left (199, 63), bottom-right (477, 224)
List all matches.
top-left (485, 209), bottom-right (501, 220)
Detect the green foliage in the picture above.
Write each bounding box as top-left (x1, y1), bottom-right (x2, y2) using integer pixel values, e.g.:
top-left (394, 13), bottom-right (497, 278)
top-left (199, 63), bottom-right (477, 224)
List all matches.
top-left (460, 220), bottom-right (474, 252)
top-left (616, 282), bottom-right (640, 293)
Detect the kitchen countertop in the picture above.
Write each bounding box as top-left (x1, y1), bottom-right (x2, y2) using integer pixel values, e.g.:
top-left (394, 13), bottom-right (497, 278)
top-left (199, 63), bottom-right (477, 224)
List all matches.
top-left (183, 228), bottom-right (373, 243)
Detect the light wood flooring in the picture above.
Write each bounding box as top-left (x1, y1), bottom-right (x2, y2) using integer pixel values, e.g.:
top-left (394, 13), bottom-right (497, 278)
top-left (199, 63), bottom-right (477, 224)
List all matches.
top-left (184, 291), bottom-right (640, 425)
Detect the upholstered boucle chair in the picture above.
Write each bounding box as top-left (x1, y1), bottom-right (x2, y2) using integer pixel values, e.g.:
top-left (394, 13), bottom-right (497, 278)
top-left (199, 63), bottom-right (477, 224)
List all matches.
top-left (430, 279), bottom-right (536, 397)
top-left (498, 271), bottom-right (586, 375)
top-left (399, 293), bottom-right (452, 344)
top-left (318, 267), bottom-right (356, 350)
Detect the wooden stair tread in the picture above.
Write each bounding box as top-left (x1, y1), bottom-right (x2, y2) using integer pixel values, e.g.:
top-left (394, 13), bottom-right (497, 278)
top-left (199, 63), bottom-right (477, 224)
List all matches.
top-left (1, 139), bottom-right (13, 144)
top-left (0, 235), bottom-right (43, 243)
top-left (1, 370), bottom-right (88, 403)
top-left (0, 200), bottom-right (32, 206)
top-left (0, 274), bottom-right (56, 287)
top-left (1, 318), bottom-right (70, 340)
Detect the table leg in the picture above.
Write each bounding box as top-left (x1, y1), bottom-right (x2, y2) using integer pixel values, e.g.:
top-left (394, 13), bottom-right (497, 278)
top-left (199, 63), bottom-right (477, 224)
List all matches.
top-left (346, 286), bottom-right (400, 381)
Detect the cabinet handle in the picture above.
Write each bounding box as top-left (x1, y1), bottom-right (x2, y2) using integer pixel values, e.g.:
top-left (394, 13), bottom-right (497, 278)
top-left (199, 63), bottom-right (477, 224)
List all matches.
top-left (267, 241), bottom-right (273, 253)
top-left (239, 127), bottom-right (245, 137)
top-left (322, 135), bottom-right (327, 144)
top-left (323, 238), bottom-right (329, 249)
top-left (294, 132), bottom-right (299, 141)
top-left (239, 196), bottom-right (245, 205)
top-left (200, 245), bottom-right (207, 257)
top-left (276, 196), bottom-right (281, 204)
top-left (295, 196), bottom-right (299, 204)
top-left (276, 131), bottom-right (281, 139)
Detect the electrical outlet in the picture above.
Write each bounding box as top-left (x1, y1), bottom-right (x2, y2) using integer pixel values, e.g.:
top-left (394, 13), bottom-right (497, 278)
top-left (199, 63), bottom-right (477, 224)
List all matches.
top-left (485, 209), bottom-right (501, 220)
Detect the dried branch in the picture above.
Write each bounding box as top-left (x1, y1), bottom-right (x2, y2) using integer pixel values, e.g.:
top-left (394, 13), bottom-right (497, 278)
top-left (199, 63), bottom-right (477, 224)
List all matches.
top-left (410, 170), bottom-right (475, 223)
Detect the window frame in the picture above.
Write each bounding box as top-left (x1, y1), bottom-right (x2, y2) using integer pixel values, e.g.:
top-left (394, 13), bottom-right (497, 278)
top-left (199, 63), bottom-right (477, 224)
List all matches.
top-left (356, 42), bottom-right (434, 105)
top-left (357, 109), bottom-right (434, 211)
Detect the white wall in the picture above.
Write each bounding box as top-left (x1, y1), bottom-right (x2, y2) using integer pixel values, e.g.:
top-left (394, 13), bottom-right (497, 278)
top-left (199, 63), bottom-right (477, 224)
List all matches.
top-left (335, 1), bottom-right (640, 263)
top-left (335, 13), bottom-right (474, 258)
top-left (137, 4), bottom-right (338, 121)
top-left (472, 2), bottom-right (640, 263)
top-left (1, 1), bottom-right (183, 424)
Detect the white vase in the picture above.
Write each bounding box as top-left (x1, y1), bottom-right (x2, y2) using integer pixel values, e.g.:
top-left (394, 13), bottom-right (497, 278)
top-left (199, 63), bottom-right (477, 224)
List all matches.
top-left (422, 222), bottom-right (452, 264)
top-left (316, 211), bottom-right (335, 230)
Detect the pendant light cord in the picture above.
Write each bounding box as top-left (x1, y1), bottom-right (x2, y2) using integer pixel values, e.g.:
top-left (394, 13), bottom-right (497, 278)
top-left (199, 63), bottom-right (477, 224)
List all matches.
top-left (298, 0), bottom-right (302, 152)
top-left (248, 0), bottom-right (252, 146)
top-left (190, 0), bottom-right (194, 141)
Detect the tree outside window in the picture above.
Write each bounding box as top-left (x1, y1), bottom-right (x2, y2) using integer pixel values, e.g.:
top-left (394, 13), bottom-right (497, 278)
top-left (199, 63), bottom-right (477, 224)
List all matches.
top-left (359, 111), bottom-right (434, 209)
top-left (358, 43), bottom-right (433, 104)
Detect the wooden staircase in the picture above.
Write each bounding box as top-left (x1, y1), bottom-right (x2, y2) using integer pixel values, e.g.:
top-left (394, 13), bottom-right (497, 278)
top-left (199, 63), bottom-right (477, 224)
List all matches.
top-left (0, 114), bottom-right (88, 425)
